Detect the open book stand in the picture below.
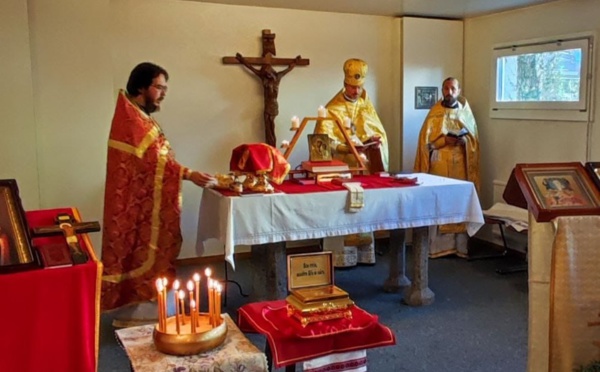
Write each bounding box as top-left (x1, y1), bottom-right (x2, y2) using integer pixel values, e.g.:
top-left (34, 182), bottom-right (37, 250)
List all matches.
top-left (282, 116), bottom-right (367, 178)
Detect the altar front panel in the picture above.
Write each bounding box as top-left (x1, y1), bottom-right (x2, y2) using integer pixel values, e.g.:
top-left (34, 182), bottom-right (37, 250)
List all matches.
top-left (197, 173), bottom-right (484, 267)
top-left (0, 208), bottom-right (101, 372)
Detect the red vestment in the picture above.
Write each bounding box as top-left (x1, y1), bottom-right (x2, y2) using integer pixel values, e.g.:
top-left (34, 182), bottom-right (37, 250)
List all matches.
top-left (101, 91), bottom-right (185, 311)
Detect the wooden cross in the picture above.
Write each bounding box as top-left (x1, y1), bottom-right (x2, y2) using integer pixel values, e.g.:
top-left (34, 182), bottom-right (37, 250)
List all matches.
top-left (223, 29), bottom-right (310, 147)
top-left (32, 213), bottom-right (100, 264)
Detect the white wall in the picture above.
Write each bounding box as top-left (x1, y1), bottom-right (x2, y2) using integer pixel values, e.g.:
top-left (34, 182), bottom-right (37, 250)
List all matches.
top-left (25, 0), bottom-right (114, 253)
top-left (0, 0), bottom-right (39, 208)
top-left (1, 0), bottom-right (400, 259)
top-left (464, 0), bottom-right (600, 208)
top-left (401, 17), bottom-right (463, 172)
top-left (110, 0), bottom-right (399, 257)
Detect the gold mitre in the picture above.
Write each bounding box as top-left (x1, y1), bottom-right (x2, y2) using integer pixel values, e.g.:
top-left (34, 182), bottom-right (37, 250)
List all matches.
top-left (343, 58), bottom-right (368, 86)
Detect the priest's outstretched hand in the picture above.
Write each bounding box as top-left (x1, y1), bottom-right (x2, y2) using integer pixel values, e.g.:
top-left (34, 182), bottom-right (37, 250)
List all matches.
top-left (187, 170), bottom-right (217, 188)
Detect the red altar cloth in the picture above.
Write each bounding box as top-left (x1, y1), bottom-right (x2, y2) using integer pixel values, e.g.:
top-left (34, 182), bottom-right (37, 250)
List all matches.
top-left (0, 208), bottom-right (101, 372)
top-left (238, 300), bottom-right (396, 368)
top-left (217, 174), bottom-right (418, 196)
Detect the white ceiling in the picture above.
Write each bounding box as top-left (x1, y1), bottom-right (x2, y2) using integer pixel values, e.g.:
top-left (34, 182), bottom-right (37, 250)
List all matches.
top-left (195, 0), bottom-right (562, 19)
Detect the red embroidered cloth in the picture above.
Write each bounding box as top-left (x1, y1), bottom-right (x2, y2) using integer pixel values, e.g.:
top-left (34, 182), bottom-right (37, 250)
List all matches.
top-left (230, 143), bottom-right (291, 184)
top-left (237, 300), bottom-right (396, 368)
top-left (217, 175), bottom-right (418, 196)
top-left (0, 208), bottom-right (101, 372)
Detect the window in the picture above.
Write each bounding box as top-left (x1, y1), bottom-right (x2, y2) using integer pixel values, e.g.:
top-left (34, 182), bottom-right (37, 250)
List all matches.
top-left (490, 34), bottom-right (594, 121)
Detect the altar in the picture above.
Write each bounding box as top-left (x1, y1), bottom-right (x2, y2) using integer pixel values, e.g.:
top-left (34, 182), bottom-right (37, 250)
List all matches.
top-left (197, 173), bottom-right (484, 304)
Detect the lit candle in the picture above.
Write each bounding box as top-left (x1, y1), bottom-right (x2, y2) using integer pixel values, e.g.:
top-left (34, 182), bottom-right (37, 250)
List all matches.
top-left (187, 280), bottom-right (194, 328)
top-left (178, 290), bottom-right (186, 326)
top-left (216, 284), bottom-right (222, 326)
top-left (190, 299), bottom-right (197, 333)
top-left (344, 117), bottom-right (351, 128)
top-left (291, 116), bottom-right (300, 129)
top-left (208, 279), bottom-right (215, 326)
top-left (161, 277), bottom-right (168, 322)
top-left (205, 267), bottom-right (212, 313)
top-left (318, 105), bottom-right (327, 118)
top-left (155, 279), bottom-right (164, 332)
top-left (281, 140), bottom-right (290, 149)
top-left (174, 285), bottom-right (180, 335)
top-left (193, 273), bottom-right (200, 316)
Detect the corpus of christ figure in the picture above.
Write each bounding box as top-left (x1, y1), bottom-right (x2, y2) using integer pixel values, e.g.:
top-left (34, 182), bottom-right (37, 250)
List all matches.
top-left (223, 29), bottom-right (309, 146)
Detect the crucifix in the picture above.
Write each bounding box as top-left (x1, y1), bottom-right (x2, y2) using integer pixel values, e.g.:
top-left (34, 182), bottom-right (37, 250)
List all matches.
top-left (32, 213), bottom-right (101, 264)
top-left (223, 29), bottom-right (310, 147)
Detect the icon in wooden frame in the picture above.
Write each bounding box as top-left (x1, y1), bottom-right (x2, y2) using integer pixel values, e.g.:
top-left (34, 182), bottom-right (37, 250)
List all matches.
top-left (0, 179), bottom-right (37, 273)
top-left (514, 162), bottom-right (600, 222)
top-left (307, 134), bottom-right (332, 162)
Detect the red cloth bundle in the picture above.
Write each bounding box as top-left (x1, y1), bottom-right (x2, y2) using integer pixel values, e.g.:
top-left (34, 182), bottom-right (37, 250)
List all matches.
top-left (229, 143), bottom-right (291, 184)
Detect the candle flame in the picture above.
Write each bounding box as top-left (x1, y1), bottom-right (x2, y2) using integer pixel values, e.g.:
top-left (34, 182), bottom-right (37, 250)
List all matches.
top-left (155, 278), bottom-right (163, 291)
top-left (193, 273), bottom-right (200, 282)
top-left (162, 277), bottom-right (168, 286)
top-left (205, 267), bottom-right (212, 277)
top-left (187, 280), bottom-right (194, 291)
top-left (216, 283), bottom-right (222, 293)
top-left (173, 279), bottom-right (180, 290)
top-left (190, 299), bottom-right (196, 309)
top-left (178, 290), bottom-right (185, 299)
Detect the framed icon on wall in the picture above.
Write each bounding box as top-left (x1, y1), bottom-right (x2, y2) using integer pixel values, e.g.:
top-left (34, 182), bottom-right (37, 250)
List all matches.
top-left (415, 86), bottom-right (438, 110)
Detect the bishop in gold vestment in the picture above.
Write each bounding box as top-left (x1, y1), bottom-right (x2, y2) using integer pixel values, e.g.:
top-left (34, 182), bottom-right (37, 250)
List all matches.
top-left (414, 77), bottom-right (480, 258)
top-left (315, 59), bottom-right (389, 267)
top-left (315, 59), bottom-right (389, 172)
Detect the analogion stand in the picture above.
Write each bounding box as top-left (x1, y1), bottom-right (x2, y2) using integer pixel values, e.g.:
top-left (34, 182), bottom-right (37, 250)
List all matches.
top-left (238, 300), bottom-right (396, 372)
top-left (0, 207), bottom-right (101, 372)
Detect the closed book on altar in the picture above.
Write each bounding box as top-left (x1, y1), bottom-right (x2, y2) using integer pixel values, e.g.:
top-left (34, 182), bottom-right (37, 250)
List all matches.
top-left (36, 243), bottom-right (73, 268)
top-left (301, 160), bottom-right (349, 173)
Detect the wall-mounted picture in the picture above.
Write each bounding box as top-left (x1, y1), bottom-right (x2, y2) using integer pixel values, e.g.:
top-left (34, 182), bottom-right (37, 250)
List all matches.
top-left (307, 134), bottom-right (332, 162)
top-left (514, 162), bottom-right (600, 222)
top-left (415, 86), bottom-right (438, 110)
top-left (0, 179), bottom-right (37, 273)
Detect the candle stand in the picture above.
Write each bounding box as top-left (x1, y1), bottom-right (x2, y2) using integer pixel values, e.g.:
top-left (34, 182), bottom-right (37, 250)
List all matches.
top-left (282, 116), bottom-right (368, 177)
top-left (153, 313), bottom-right (227, 356)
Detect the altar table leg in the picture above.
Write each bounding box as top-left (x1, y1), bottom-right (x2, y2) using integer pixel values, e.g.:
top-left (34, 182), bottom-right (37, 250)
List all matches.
top-left (403, 226), bottom-right (435, 306)
top-left (383, 228), bottom-right (411, 292)
top-left (250, 242), bottom-right (287, 302)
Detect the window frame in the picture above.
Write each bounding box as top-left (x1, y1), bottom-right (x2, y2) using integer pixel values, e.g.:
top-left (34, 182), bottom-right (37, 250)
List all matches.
top-left (489, 33), bottom-right (594, 122)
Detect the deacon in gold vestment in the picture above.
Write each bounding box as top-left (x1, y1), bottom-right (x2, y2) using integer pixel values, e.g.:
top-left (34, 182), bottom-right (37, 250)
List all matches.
top-left (414, 77), bottom-right (480, 258)
top-left (101, 62), bottom-right (215, 326)
top-left (315, 59), bottom-right (389, 267)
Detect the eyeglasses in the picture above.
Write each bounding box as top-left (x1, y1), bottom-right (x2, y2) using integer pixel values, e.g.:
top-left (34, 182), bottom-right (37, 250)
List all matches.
top-left (151, 84), bottom-right (168, 93)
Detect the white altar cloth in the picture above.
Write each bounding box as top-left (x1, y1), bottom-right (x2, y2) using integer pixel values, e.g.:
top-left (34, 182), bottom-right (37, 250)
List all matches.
top-left (197, 173), bottom-right (484, 268)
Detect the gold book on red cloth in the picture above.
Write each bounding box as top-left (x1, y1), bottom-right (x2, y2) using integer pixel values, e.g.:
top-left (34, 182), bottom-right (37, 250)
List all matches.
top-left (301, 160), bottom-right (350, 173)
top-left (286, 252), bottom-right (354, 326)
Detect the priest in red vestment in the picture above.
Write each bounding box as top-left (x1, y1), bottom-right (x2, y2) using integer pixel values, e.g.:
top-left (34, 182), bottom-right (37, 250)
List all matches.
top-left (101, 62), bottom-right (215, 326)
